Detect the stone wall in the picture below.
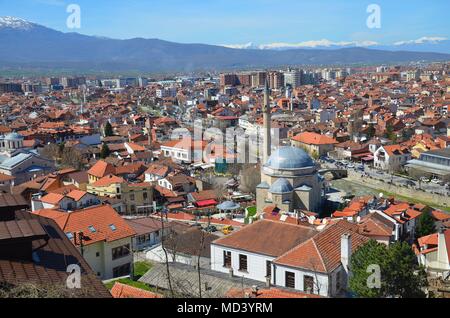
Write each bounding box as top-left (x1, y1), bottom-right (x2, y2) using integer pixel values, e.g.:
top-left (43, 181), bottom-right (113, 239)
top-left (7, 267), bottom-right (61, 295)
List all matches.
top-left (347, 171), bottom-right (450, 208)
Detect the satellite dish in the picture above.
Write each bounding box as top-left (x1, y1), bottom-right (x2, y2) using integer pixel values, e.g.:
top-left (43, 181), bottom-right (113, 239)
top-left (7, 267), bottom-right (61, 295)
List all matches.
top-left (379, 193), bottom-right (384, 198)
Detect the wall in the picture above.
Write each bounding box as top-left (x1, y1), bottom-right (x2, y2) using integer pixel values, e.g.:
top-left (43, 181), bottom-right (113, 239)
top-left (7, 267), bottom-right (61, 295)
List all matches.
top-left (211, 244), bottom-right (274, 282)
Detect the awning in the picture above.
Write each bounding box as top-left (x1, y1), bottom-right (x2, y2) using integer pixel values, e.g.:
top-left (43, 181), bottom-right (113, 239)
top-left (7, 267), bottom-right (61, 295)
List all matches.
top-left (195, 199), bottom-right (218, 207)
top-left (361, 155), bottom-right (374, 161)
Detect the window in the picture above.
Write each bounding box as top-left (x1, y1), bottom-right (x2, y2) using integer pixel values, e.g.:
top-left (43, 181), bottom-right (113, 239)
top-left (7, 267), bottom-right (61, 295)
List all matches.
top-left (238, 254), bottom-right (247, 272)
top-left (285, 271), bottom-right (295, 289)
top-left (88, 225), bottom-right (96, 233)
top-left (130, 194), bottom-right (135, 201)
top-left (143, 192), bottom-right (148, 200)
top-left (130, 205), bottom-right (136, 213)
top-left (66, 232), bottom-right (74, 240)
top-left (223, 251), bottom-right (231, 268)
top-left (304, 275), bottom-right (314, 293)
top-left (266, 261), bottom-right (272, 278)
top-left (96, 252), bottom-right (100, 257)
top-left (113, 263), bottom-right (131, 278)
top-left (109, 224), bottom-right (117, 231)
top-left (112, 244), bottom-right (130, 260)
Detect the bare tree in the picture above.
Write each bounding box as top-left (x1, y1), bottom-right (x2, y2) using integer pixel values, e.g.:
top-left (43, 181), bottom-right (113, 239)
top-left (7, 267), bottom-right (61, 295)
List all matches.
top-left (61, 147), bottom-right (84, 170)
top-left (159, 210), bottom-right (175, 298)
top-left (240, 164), bottom-right (261, 194)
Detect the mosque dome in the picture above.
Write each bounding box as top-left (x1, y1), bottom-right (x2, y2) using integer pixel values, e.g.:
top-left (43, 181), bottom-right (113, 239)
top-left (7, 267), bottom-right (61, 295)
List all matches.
top-left (269, 178), bottom-right (294, 194)
top-left (266, 147), bottom-right (314, 170)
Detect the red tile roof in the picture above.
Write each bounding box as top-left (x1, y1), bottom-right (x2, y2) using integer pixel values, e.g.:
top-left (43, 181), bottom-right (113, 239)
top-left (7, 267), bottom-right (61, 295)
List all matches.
top-left (292, 132), bottom-right (338, 145)
top-left (110, 282), bottom-right (162, 298)
top-left (274, 220), bottom-right (369, 273)
top-left (33, 205), bottom-right (136, 246)
top-left (87, 160), bottom-right (115, 178)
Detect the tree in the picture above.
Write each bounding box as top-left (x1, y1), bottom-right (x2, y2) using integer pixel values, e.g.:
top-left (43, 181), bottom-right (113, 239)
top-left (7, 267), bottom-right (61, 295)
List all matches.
top-left (100, 143), bottom-right (111, 159)
top-left (415, 211), bottom-right (436, 240)
top-left (349, 240), bottom-right (388, 298)
top-left (61, 147), bottom-right (84, 170)
top-left (41, 143), bottom-right (61, 163)
top-left (350, 240), bottom-right (427, 298)
top-left (240, 164), bottom-right (261, 195)
top-left (367, 124), bottom-right (376, 139)
top-left (383, 242), bottom-right (427, 298)
top-left (104, 121), bottom-right (114, 137)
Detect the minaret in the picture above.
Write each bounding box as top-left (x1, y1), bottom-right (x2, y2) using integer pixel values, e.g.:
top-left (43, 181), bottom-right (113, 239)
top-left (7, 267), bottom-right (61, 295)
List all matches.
top-left (263, 79), bottom-right (271, 164)
top-left (146, 117), bottom-right (153, 148)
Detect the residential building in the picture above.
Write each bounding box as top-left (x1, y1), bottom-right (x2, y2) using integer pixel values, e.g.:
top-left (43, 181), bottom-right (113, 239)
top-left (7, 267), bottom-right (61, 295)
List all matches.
top-left (33, 204), bottom-right (136, 280)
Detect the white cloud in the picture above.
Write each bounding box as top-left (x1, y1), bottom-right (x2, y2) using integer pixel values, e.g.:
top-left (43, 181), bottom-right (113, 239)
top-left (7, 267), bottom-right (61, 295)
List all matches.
top-left (393, 36), bottom-right (447, 46)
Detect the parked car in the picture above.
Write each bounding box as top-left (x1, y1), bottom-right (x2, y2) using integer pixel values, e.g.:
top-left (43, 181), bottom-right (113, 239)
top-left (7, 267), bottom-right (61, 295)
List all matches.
top-left (205, 225), bottom-right (218, 233)
top-left (222, 225), bottom-right (234, 235)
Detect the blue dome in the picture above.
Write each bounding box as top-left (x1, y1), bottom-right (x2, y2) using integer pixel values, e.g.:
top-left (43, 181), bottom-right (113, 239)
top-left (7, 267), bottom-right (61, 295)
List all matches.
top-left (217, 201), bottom-right (240, 210)
top-left (270, 178), bottom-right (293, 194)
top-left (266, 147), bottom-right (314, 169)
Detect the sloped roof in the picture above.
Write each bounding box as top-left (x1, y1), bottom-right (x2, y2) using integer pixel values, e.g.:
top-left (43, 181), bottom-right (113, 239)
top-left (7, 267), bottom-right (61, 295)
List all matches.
top-left (274, 220), bottom-right (369, 273)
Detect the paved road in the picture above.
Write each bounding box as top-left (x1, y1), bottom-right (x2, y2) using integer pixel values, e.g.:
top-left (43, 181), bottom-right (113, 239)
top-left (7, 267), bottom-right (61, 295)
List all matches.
top-left (321, 160), bottom-right (450, 197)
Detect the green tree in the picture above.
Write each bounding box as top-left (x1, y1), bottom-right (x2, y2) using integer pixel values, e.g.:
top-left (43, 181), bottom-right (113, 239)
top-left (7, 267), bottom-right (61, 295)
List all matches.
top-left (104, 121), bottom-right (114, 137)
top-left (415, 211), bottom-right (436, 239)
top-left (366, 124), bottom-right (376, 139)
top-left (100, 143), bottom-right (111, 159)
top-left (384, 242), bottom-right (427, 298)
top-left (349, 240), bottom-right (388, 298)
top-left (350, 240), bottom-right (427, 298)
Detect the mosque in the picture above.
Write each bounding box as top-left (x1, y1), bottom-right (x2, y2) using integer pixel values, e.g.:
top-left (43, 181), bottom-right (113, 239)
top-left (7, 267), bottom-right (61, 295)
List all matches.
top-left (256, 82), bottom-right (325, 214)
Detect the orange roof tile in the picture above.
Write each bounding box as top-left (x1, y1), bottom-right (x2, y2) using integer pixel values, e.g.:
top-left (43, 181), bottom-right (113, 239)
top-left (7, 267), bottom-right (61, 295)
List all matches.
top-left (88, 160), bottom-right (116, 178)
top-left (110, 282), bottom-right (162, 298)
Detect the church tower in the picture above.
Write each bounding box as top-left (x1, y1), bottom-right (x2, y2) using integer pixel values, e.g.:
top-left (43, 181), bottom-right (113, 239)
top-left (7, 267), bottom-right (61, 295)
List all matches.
top-left (263, 79), bottom-right (272, 164)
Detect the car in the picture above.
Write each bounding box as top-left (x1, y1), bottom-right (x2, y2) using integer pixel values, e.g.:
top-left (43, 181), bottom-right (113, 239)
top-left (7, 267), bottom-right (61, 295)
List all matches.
top-left (222, 225), bottom-right (234, 235)
top-left (405, 180), bottom-right (417, 187)
top-left (205, 225), bottom-right (218, 233)
top-left (376, 170), bottom-right (384, 175)
top-left (347, 164), bottom-right (355, 169)
top-left (431, 178), bottom-right (441, 184)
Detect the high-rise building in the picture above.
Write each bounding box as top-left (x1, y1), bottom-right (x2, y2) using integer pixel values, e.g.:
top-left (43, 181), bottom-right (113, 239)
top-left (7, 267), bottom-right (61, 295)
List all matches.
top-left (237, 73), bottom-right (252, 86)
top-left (252, 71), bottom-right (267, 88)
top-left (283, 69), bottom-right (302, 88)
top-left (268, 71), bottom-right (284, 89)
top-left (220, 74), bottom-right (238, 87)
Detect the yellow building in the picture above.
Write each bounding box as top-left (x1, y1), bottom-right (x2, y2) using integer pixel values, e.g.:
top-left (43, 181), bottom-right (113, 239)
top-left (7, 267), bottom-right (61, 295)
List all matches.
top-left (87, 174), bottom-right (154, 215)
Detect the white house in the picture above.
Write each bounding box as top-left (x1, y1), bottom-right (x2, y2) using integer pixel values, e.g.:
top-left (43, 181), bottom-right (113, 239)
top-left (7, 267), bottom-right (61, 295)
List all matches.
top-left (416, 229), bottom-right (450, 278)
top-left (374, 144), bottom-right (411, 172)
top-left (33, 204), bottom-right (135, 280)
top-left (210, 218), bottom-right (370, 297)
top-left (31, 190), bottom-right (100, 212)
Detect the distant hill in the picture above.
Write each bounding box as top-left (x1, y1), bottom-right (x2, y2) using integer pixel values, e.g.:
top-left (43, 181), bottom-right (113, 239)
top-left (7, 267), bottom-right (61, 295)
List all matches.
top-left (0, 17), bottom-right (449, 74)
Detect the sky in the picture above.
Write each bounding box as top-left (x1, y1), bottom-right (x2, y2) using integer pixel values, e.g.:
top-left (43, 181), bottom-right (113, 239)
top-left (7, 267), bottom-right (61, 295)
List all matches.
top-left (0, 0), bottom-right (448, 47)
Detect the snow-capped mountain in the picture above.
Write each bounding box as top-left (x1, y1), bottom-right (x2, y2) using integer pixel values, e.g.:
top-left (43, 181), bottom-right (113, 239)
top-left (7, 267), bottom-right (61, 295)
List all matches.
top-left (0, 16), bottom-right (449, 73)
top-left (0, 16), bottom-right (37, 30)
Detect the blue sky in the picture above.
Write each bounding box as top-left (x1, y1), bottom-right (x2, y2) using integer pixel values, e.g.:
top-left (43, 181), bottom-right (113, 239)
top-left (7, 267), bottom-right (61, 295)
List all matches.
top-left (0, 0), bottom-right (448, 47)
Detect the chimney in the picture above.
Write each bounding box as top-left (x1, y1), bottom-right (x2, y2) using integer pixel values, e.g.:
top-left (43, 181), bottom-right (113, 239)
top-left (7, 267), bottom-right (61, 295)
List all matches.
top-left (341, 233), bottom-right (352, 273)
top-left (266, 276), bottom-right (271, 288)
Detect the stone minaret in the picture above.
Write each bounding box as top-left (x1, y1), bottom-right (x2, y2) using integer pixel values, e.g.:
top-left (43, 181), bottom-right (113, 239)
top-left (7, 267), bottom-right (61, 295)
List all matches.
top-left (263, 79), bottom-right (272, 164)
top-left (146, 117), bottom-right (153, 148)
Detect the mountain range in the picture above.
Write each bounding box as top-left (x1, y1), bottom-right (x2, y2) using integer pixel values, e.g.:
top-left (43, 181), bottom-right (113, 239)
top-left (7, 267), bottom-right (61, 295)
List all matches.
top-left (0, 17), bottom-right (449, 74)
